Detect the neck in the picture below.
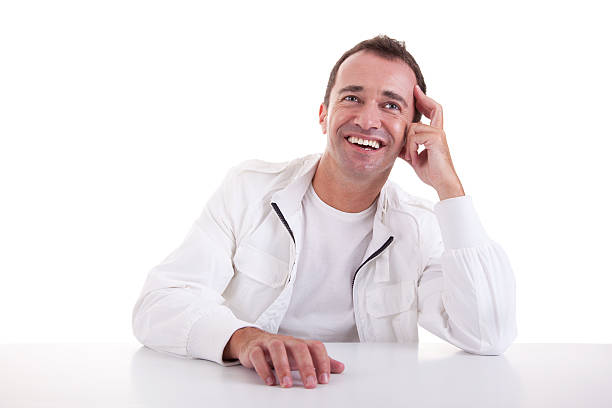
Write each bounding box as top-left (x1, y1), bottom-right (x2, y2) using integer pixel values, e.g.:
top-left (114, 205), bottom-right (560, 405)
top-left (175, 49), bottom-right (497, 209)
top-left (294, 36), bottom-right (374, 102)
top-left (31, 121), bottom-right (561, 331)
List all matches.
top-left (312, 152), bottom-right (390, 213)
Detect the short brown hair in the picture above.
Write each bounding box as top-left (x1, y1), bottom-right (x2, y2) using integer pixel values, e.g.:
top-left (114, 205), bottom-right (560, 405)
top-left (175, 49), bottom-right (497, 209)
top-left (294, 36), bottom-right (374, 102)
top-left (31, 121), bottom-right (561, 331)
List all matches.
top-left (323, 35), bottom-right (427, 123)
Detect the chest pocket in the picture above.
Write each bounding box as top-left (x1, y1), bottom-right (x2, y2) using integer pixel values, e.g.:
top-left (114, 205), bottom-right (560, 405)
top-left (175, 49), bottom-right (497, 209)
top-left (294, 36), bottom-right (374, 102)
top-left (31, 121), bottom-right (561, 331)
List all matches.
top-left (233, 243), bottom-right (289, 288)
top-left (365, 280), bottom-right (418, 342)
top-left (223, 243), bottom-right (289, 322)
top-left (366, 280), bottom-right (416, 317)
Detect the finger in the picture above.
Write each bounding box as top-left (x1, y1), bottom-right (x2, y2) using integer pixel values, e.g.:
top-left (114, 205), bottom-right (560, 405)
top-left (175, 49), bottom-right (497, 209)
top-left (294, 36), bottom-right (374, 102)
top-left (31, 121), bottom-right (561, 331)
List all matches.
top-left (288, 342), bottom-right (318, 389)
top-left (411, 124), bottom-right (436, 143)
top-left (408, 133), bottom-right (432, 165)
top-left (399, 125), bottom-right (409, 159)
top-left (406, 123), bottom-right (419, 165)
top-left (267, 339), bottom-right (293, 388)
top-left (414, 84), bottom-right (443, 129)
top-left (412, 122), bottom-right (441, 133)
top-left (248, 346), bottom-right (275, 386)
top-left (430, 104), bottom-right (443, 129)
top-left (330, 357), bottom-right (345, 374)
top-left (306, 341), bottom-right (331, 384)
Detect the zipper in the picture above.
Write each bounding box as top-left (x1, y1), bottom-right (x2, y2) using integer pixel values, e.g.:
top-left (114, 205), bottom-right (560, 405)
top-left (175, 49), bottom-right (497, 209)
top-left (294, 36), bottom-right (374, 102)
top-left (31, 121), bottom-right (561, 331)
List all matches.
top-left (271, 202), bottom-right (295, 243)
top-left (271, 202), bottom-right (295, 284)
top-left (351, 236), bottom-right (394, 289)
top-left (272, 201), bottom-right (393, 291)
top-left (351, 235), bottom-right (393, 342)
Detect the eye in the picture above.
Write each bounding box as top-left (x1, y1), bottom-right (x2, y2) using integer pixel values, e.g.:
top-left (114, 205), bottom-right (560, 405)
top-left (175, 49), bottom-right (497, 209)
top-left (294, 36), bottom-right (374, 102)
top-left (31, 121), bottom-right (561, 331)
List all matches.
top-left (384, 102), bottom-right (400, 111)
top-left (343, 95), bottom-right (359, 102)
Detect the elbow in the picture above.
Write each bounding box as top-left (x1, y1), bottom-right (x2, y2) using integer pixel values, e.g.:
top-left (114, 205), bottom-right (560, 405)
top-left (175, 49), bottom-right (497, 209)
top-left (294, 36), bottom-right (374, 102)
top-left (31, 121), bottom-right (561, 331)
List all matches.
top-left (130, 288), bottom-right (175, 345)
top-left (471, 324), bottom-right (517, 356)
top-left (132, 301), bottom-right (145, 345)
top-left (131, 295), bottom-right (152, 346)
top-left (474, 340), bottom-right (512, 356)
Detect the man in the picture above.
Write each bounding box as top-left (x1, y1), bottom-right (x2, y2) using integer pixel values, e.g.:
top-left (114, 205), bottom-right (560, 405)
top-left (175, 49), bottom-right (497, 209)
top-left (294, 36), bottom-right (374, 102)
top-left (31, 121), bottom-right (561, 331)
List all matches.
top-left (132, 35), bottom-right (517, 389)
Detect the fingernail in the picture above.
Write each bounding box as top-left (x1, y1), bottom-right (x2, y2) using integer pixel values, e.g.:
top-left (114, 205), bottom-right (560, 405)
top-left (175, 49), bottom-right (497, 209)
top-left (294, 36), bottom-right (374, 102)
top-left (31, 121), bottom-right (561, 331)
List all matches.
top-left (306, 375), bottom-right (317, 388)
top-left (266, 377), bottom-right (275, 386)
top-left (282, 376), bottom-right (292, 387)
top-left (320, 373), bottom-right (329, 384)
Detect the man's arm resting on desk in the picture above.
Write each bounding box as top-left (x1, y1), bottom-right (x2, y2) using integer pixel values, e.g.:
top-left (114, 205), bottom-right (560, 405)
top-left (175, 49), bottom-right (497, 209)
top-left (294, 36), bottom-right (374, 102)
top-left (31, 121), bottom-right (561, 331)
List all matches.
top-left (222, 326), bottom-right (345, 388)
top-left (133, 164), bottom-right (344, 389)
top-left (417, 195), bottom-right (518, 355)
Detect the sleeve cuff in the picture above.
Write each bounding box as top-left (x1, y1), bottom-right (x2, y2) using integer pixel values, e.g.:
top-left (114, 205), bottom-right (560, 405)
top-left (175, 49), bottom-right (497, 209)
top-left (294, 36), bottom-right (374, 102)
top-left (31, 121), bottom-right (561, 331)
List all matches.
top-left (433, 195), bottom-right (490, 250)
top-left (186, 306), bottom-right (261, 367)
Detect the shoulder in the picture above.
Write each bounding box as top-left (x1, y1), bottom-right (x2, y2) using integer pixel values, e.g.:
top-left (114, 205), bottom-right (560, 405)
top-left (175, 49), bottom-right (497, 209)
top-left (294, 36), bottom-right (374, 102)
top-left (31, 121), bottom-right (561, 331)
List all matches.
top-left (230, 154), bottom-right (316, 178)
top-left (221, 153), bottom-right (319, 201)
top-left (384, 181), bottom-right (442, 244)
top-left (229, 153), bottom-right (317, 182)
top-left (385, 180), bottom-right (436, 216)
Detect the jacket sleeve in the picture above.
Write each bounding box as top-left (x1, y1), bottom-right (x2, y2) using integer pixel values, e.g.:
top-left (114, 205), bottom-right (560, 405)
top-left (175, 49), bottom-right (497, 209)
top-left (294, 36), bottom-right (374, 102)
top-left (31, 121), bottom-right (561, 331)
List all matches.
top-left (132, 166), bottom-right (261, 366)
top-left (416, 195), bottom-right (517, 355)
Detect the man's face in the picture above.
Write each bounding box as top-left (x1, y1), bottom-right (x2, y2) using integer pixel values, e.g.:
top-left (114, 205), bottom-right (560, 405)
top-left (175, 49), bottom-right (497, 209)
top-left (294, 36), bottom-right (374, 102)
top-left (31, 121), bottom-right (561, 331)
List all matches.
top-left (319, 50), bottom-right (417, 178)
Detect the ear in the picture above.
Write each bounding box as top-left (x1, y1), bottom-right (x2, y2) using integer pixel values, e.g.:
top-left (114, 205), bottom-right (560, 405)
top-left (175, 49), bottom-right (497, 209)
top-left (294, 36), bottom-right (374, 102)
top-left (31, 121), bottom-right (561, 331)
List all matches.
top-left (318, 103), bottom-right (328, 134)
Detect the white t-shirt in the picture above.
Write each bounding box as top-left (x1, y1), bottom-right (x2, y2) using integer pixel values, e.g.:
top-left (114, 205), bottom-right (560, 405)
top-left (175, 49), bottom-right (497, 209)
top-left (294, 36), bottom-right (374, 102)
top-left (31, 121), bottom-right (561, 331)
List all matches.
top-left (277, 183), bottom-right (376, 342)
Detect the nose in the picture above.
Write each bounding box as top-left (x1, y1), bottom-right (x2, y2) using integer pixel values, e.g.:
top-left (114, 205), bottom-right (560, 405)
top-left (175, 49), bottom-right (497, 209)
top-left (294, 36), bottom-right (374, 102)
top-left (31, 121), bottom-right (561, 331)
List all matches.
top-left (353, 101), bottom-right (381, 130)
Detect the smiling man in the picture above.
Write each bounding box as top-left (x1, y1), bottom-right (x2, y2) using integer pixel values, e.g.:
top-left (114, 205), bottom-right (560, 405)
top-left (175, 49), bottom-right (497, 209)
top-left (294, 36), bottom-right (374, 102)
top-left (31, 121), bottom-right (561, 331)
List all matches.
top-left (132, 35), bottom-right (517, 390)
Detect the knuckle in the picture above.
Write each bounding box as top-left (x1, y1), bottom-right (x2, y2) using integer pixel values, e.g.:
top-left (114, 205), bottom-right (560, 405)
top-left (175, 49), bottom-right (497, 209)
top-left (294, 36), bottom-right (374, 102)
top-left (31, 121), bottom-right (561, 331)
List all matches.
top-left (295, 342), bottom-right (310, 355)
top-left (267, 338), bottom-right (284, 351)
top-left (309, 341), bottom-right (327, 354)
top-left (248, 346), bottom-right (262, 360)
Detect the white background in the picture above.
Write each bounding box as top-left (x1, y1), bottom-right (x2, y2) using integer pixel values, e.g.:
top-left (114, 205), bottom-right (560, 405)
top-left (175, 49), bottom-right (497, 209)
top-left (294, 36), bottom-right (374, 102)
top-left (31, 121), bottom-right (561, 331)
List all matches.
top-left (1, 0), bottom-right (610, 344)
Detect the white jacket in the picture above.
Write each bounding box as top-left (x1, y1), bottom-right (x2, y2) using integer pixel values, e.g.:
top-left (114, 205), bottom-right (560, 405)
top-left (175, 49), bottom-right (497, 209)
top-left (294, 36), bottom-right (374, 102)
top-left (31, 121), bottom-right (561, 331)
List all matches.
top-left (132, 154), bottom-right (517, 366)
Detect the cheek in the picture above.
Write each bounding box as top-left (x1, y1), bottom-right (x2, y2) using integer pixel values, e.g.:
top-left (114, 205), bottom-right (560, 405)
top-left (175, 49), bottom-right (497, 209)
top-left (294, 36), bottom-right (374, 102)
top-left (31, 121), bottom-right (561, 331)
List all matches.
top-left (388, 119), bottom-right (407, 145)
top-left (329, 108), bottom-right (351, 133)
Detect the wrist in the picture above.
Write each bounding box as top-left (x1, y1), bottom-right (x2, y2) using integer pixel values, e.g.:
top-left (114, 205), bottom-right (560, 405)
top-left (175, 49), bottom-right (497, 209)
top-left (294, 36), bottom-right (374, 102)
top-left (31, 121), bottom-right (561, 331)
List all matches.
top-left (224, 326), bottom-right (262, 360)
top-left (436, 179), bottom-right (465, 201)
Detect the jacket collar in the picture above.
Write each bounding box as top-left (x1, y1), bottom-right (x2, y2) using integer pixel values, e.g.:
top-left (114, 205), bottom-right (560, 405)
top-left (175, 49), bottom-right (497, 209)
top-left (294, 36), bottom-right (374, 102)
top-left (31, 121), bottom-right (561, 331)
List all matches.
top-left (270, 154), bottom-right (320, 219)
top-left (270, 154), bottom-right (394, 254)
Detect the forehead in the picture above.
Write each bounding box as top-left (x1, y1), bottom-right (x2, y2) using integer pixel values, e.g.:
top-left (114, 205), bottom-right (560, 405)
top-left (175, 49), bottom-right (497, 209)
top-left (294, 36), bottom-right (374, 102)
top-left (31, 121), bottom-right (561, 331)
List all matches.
top-left (334, 50), bottom-right (417, 98)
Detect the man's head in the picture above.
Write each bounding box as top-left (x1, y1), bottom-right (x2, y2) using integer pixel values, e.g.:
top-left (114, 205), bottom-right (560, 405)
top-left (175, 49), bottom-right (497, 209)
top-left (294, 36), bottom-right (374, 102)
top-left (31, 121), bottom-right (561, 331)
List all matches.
top-left (323, 35), bottom-right (427, 122)
top-left (319, 35), bottom-right (427, 180)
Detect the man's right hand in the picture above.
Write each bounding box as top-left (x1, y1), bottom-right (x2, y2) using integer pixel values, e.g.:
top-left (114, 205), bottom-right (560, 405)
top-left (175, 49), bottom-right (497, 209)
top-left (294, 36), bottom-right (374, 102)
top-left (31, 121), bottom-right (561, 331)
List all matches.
top-left (223, 327), bottom-right (345, 388)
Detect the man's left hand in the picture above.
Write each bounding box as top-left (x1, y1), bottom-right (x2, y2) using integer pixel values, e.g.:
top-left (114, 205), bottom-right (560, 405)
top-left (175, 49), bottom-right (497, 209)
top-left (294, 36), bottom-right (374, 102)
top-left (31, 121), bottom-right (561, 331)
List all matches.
top-left (399, 84), bottom-right (465, 200)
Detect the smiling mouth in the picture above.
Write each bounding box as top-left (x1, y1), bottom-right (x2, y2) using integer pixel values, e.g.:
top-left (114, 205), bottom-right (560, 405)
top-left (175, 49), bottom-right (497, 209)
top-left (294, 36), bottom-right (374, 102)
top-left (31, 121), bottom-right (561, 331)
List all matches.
top-left (345, 135), bottom-right (385, 151)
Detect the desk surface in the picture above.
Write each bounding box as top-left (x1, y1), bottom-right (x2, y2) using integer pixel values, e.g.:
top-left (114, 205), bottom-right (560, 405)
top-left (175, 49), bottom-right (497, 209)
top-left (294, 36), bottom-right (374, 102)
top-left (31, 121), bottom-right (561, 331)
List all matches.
top-left (1, 342), bottom-right (610, 407)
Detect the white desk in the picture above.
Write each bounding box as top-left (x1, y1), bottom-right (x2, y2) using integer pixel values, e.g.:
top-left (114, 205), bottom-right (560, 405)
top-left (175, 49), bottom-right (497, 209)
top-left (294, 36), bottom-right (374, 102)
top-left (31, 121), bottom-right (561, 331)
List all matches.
top-left (1, 343), bottom-right (610, 407)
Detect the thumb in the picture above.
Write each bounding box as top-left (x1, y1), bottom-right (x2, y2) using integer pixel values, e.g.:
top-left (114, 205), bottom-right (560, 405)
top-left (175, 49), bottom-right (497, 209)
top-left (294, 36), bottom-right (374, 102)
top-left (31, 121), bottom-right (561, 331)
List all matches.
top-left (330, 357), bottom-right (345, 373)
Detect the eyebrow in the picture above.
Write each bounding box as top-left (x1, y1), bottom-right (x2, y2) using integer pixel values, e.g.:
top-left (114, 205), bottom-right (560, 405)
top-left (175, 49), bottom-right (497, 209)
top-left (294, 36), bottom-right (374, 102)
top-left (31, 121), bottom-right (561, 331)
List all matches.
top-left (382, 90), bottom-right (408, 108)
top-left (338, 85), bottom-right (364, 94)
top-left (338, 85), bottom-right (408, 107)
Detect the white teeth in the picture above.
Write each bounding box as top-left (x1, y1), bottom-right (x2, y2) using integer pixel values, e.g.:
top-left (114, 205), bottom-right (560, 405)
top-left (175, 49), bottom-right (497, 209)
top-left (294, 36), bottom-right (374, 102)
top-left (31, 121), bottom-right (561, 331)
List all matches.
top-left (347, 136), bottom-right (381, 150)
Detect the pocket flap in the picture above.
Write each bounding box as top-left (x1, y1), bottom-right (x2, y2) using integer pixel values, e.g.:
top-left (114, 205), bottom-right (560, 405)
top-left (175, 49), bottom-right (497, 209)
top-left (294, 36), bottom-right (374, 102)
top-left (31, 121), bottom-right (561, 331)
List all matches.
top-left (366, 280), bottom-right (416, 318)
top-left (233, 244), bottom-right (289, 288)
